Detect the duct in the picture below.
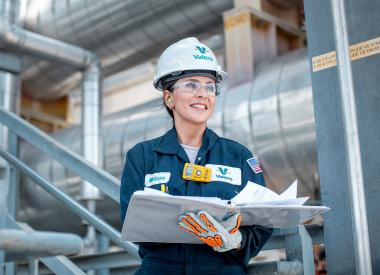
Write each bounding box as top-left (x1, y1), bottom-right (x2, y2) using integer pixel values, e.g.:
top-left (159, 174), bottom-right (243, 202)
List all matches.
top-left (20, 0), bottom-right (234, 100)
top-left (18, 48), bottom-right (317, 233)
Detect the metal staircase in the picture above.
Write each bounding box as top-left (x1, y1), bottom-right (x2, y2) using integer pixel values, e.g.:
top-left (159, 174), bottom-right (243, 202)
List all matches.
top-left (0, 107), bottom-right (321, 274)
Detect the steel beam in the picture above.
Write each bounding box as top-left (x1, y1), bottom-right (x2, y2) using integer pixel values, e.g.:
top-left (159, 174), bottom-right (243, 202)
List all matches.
top-left (304, 0), bottom-right (380, 273)
top-left (329, 0), bottom-right (372, 273)
top-left (42, 256), bottom-right (86, 275)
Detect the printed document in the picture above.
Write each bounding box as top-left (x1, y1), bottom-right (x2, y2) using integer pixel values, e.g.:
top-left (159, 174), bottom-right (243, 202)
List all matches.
top-left (121, 180), bottom-right (329, 243)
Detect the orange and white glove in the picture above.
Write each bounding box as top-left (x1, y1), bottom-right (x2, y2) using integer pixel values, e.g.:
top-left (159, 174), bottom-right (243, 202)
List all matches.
top-left (178, 210), bottom-right (242, 252)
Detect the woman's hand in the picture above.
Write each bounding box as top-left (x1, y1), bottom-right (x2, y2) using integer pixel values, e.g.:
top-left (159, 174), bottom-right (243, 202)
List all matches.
top-left (178, 210), bottom-right (242, 252)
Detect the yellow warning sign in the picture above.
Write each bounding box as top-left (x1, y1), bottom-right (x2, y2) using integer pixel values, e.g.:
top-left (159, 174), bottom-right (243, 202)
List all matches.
top-left (312, 36), bottom-right (380, 72)
top-left (350, 37), bottom-right (380, 61)
top-left (224, 11), bottom-right (250, 30)
top-left (312, 51), bottom-right (336, 72)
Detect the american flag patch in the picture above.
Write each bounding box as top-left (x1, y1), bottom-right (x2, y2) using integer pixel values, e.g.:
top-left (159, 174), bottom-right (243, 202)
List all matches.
top-left (247, 157), bottom-right (262, 174)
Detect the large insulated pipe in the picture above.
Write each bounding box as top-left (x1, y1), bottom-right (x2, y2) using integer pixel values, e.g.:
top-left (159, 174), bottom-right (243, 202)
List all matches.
top-left (21, 0), bottom-right (302, 101)
top-left (19, 48), bottom-right (317, 234)
top-left (21, 0), bottom-right (234, 100)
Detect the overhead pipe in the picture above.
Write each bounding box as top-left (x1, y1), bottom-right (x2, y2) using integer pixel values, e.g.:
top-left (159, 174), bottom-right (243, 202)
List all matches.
top-left (21, 0), bottom-right (235, 100)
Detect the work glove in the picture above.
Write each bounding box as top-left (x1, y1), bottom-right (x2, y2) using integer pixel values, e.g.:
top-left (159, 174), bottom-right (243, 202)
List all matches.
top-left (178, 210), bottom-right (242, 252)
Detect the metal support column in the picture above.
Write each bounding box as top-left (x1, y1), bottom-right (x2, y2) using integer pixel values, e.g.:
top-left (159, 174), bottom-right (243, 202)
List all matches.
top-left (0, 215), bottom-right (4, 275)
top-left (304, 0), bottom-right (380, 273)
top-left (283, 226), bottom-right (314, 275)
top-left (96, 234), bottom-right (110, 275)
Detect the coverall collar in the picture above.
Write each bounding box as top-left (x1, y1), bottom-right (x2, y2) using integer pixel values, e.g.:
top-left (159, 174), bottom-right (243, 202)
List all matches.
top-left (153, 126), bottom-right (218, 162)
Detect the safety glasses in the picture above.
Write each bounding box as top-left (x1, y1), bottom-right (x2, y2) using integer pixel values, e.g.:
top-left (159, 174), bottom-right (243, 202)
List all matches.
top-left (172, 80), bottom-right (219, 96)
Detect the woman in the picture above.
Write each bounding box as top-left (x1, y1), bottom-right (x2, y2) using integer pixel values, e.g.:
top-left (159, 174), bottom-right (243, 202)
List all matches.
top-left (120, 37), bottom-right (273, 275)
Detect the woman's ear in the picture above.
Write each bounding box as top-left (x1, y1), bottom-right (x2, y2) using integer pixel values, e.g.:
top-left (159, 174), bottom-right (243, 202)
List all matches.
top-left (163, 90), bottom-right (173, 109)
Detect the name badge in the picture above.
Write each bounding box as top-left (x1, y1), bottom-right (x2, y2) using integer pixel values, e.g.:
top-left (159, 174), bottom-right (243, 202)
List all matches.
top-left (144, 172), bottom-right (171, 187)
top-left (205, 164), bottom-right (241, 186)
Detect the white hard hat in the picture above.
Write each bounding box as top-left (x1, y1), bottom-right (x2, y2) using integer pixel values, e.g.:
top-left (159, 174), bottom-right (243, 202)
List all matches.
top-left (153, 37), bottom-right (227, 91)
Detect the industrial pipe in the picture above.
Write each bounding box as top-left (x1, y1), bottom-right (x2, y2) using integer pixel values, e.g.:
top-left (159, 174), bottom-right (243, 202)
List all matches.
top-left (0, 229), bottom-right (83, 257)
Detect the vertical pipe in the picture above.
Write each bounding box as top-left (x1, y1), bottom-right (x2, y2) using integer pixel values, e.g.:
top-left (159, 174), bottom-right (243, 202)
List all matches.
top-left (0, 0), bottom-right (13, 22)
top-left (81, 59), bottom-right (103, 258)
top-left (81, 60), bottom-right (103, 200)
top-left (0, 71), bottom-right (20, 216)
top-left (330, 0), bottom-right (372, 274)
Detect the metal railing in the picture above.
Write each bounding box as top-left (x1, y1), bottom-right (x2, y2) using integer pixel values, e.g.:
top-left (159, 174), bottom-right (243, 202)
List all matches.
top-left (0, 106), bottom-right (140, 274)
top-left (0, 107), bottom-right (119, 202)
top-left (0, 146), bottom-right (139, 259)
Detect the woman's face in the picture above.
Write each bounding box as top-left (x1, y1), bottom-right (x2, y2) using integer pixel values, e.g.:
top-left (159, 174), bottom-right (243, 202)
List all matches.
top-left (164, 76), bottom-right (217, 126)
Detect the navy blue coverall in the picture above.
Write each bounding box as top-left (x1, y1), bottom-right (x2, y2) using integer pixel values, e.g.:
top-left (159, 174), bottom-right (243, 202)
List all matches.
top-left (120, 127), bottom-right (273, 274)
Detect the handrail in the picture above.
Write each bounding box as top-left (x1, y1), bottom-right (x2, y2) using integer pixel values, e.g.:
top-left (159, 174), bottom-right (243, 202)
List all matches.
top-left (0, 146), bottom-right (140, 260)
top-left (0, 229), bottom-right (82, 258)
top-left (0, 107), bottom-right (119, 202)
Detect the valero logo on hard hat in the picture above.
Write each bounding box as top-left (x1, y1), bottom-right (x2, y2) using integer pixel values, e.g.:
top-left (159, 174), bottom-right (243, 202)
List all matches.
top-left (195, 46), bottom-right (208, 54)
top-left (193, 45), bottom-right (213, 61)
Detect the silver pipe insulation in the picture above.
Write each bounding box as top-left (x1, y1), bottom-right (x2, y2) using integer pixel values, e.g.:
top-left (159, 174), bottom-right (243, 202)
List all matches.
top-left (0, 229), bottom-right (83, 256)
top-left (81, 60), bottom-right (103, 200)
top-left (18, 48), bottom-right (318, 233)
top-left (0, 72), bottom-right (19, 157)
top-left (330, 0), bottom-right (372, 273)
top-left (0, 20), bottom-right (94, 70)
top-left (0, 71), bottom-right (20, 216)
top-left (21, 0), bottom-right (235, 100)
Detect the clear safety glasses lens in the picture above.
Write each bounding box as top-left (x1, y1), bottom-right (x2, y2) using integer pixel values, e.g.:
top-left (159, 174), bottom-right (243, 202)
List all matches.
top-left (174, 81), bottom-right (218, 96)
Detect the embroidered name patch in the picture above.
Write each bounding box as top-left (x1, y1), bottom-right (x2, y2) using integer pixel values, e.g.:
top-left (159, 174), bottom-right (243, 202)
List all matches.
top-left (144, 172), bottom-right (171, 187)
top-left (205, 164), bottom-right (241, 185)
